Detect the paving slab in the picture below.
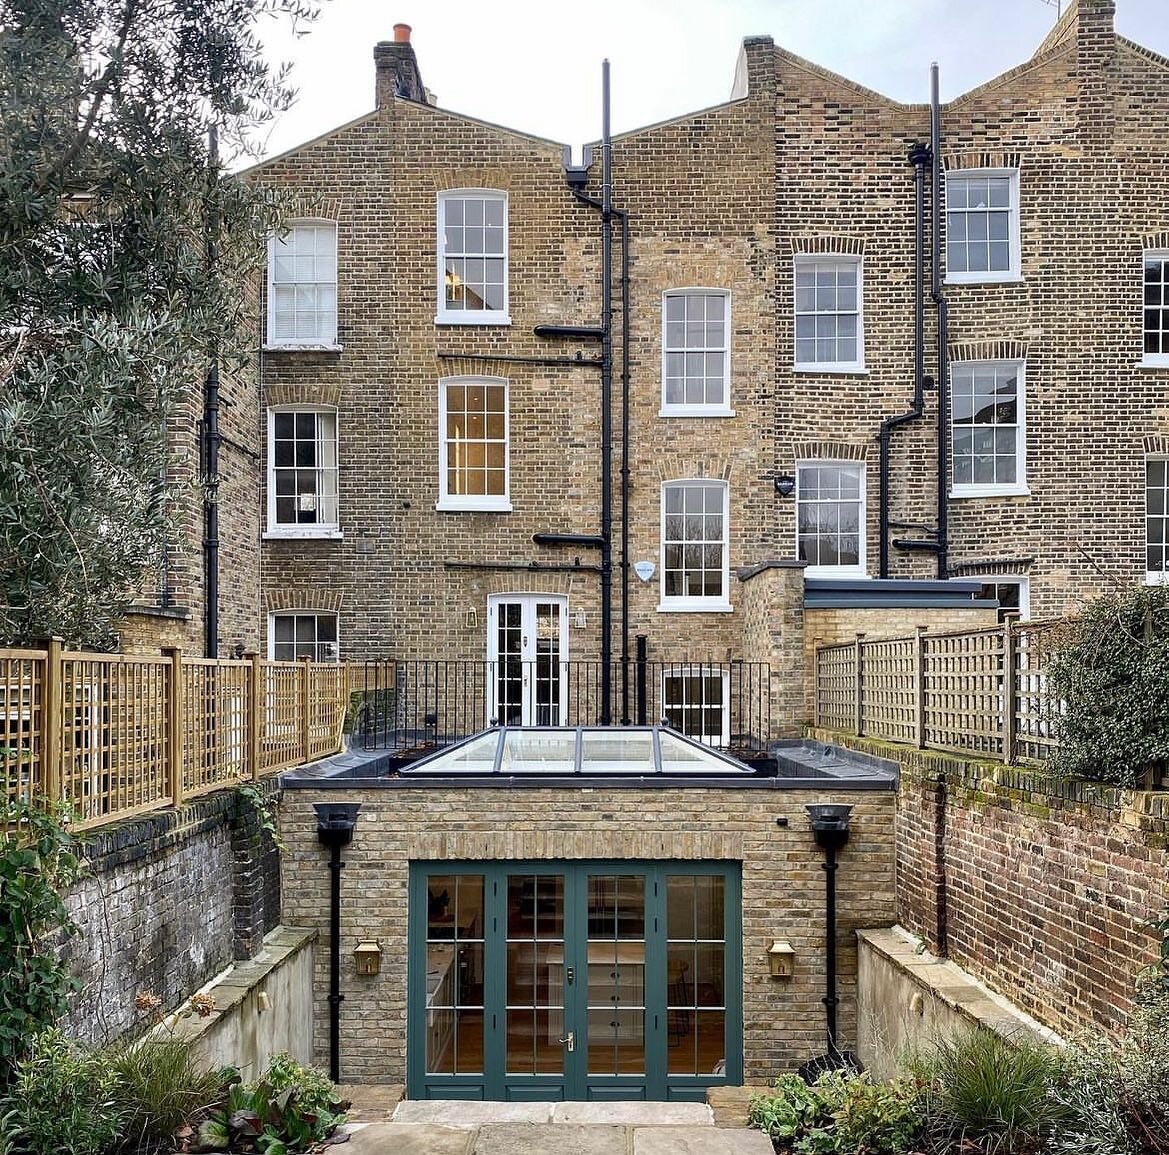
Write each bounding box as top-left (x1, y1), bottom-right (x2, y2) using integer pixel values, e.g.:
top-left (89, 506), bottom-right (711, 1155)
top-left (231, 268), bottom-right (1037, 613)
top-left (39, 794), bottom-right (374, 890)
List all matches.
top-left (473, 1123), bottom-right (629, 1154)
top-left (341, 1122), bottom-right (474, 1155)
top-left (707, 1085), bottom-right (769, 1128)
top-left (551, 1102), bottom-right (713, 1126)
top-left (392, 1100), bottom-right (554, 1126)
top-left (633, 1125), bottom-right (775, 1155)
top-left (337, 1083), bottom-right (406, 1122)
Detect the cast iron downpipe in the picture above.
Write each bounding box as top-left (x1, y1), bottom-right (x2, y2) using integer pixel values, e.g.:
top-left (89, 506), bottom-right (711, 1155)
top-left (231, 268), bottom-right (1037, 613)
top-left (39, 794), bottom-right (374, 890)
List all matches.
top-left (877, 141), bottom-right (931, 578)
top-left (315, 803), bottom-right (360, 1083)
top-left (536, 64), bottom-right (632, 726)
top-left (931, 63), bottom-right (951, 580)
top-left (202, 118), bottom-right (221, 658)
top-left (807, 803), bottom-right (852, 1058)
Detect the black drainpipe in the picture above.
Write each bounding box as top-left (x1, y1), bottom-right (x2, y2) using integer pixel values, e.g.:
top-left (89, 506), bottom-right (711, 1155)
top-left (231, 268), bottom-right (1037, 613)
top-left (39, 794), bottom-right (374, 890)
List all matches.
top-left (202, 118), bottom-right (221, 657)
top-left (536, 64), bottom-right (631, 726)
top-left (315, 802), bottom-right (360, 1083)
top-left (930, 63), bottom-right (950, 579)
top-left (806, 803), bottom-right (853, 1063)
top-left (877, 141), bottom-right (931, 578)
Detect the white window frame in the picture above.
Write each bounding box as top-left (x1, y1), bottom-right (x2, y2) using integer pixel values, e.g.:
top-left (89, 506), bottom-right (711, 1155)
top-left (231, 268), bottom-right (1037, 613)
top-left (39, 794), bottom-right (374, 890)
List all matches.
top-left (795, 461), bottom-right (867, 578)
top-left (436, 189), bottom-right (511, 326)
top-left (267, 611), bottom-right (340, 662)
top-left (793, 255), bottom-right (865, 373)
top-left (661, 665), bottom-right (731, 746)
top-left (952, 576), bottom-right (1031, 621)
top-left (660, 288), bottom-right (733, 416)
top-left (949, 360), bottom-right (1028, 499)
top-left (1146, 457), bottom-right (1169, 585)
top-left (1142, 251), bottom-right (1169, 368)
top-left (943, 169), bottom-right (1022, 284)
top-left (437, 376), bottom-right (511, 512)
top-left (658, 480), bottom-right (731, 613)
top-left (265, 220), bottom-right (340, 350)
top-left (264, 406), bottom-right (342, 539)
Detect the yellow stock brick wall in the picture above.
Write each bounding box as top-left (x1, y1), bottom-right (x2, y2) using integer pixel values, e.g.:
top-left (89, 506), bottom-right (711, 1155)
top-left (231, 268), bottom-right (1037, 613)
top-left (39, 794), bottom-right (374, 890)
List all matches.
top-left (278, 783), bottom-right (896, 1084)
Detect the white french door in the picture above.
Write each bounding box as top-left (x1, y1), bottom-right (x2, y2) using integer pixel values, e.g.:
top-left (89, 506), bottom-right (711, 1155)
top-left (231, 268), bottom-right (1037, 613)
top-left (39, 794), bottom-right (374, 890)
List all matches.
top-left (487, 595), bottom-right (569, 726)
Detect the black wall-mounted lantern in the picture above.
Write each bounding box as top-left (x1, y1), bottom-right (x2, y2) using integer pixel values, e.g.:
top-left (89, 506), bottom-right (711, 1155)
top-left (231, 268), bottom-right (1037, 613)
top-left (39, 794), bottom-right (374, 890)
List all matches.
top-left (315, 803), bottom-right (361, 1082)
top-left (805, 803), bottom-right (854, 1075)
top-left (775, 474), bottom-right (796, 498)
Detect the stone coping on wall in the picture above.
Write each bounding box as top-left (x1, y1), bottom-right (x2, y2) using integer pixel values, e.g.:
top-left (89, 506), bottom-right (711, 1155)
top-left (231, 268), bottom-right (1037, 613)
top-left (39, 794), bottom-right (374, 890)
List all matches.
top-left (859, 927), bottom-right (1063, 1047)
top-left (809, 729), bottom-right (1169, 834)
top-left (164, 926), bottom-right (317, 1046)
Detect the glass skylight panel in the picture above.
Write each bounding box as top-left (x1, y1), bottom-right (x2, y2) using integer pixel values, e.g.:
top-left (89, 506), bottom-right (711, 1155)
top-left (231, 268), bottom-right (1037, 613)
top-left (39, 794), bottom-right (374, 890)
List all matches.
top-left (580, 731), bottom-right (655, 773)
top-left (658, 731), bottom-right (714, 773)
top-left (441, 732), bottom-right (500, 773)
top-left (500, 731), bottom-right (576, 774)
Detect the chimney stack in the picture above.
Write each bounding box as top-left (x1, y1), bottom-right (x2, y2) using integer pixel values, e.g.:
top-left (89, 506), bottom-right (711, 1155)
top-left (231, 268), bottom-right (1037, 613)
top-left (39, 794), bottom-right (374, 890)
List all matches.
top-left (375, 23), bottom-right (426, 109)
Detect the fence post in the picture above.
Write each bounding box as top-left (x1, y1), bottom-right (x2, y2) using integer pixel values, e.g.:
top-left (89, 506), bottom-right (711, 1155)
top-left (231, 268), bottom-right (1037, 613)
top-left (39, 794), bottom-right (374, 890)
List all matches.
top-left (854, 633), bottom-right (866, 737)
top-left (1002, 613), bottom-right (1018, 764)
top-left (245, 652), bottom-right (262, 781)
top-left (812, 637), bottom-right (823, 728)
top-left (164, 647), bottom-right (184, 808)
top-left (37, 636), bottom-right (64, 804)
top-left (915, 626), bottom-right (927, 749)
top-left (299, 657), bottom-right (312, 762)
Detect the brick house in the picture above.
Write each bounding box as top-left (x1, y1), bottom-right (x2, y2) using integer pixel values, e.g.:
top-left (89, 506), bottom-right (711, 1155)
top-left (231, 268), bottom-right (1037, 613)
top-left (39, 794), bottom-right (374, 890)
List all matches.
top-left (209, 0), bottom-right (1169, 1096)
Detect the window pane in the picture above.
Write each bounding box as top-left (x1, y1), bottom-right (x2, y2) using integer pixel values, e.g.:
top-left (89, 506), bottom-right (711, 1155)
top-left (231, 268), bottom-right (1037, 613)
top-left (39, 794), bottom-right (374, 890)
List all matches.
top-left (796, 464), bottom-right (863, 571)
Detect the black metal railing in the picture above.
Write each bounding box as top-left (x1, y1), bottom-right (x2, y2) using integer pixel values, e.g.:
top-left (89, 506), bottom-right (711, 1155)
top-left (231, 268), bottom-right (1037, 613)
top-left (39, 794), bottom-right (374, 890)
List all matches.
top-left (354, 659), bottom-right (774, 756)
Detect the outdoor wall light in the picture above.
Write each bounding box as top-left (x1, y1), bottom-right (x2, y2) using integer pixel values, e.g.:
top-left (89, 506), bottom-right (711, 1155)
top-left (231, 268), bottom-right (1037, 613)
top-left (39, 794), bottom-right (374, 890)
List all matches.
top-left (768, 939), bottom-right (796, 979)
top-left (774, 475), bottom-right (796, 498)
top-left (354, 941), bottom-right (382, 976)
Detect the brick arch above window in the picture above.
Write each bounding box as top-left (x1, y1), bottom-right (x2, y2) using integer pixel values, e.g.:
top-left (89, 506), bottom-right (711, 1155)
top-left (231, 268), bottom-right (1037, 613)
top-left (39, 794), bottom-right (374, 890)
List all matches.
top-left (943, 151), bottom-right (1022, 172)
top-left (948, 340), bottom-right (1030, 363)
top-left (790, 235), bottom-right (864, 256)
top-left (428, 169), bottom-right (515, 193)
top-left (265, 383), bottom-right (343, 408)
top-left (789, 440), bottom-right (867, 462)
top-left (1142, 231), bottom-right (1169, 251)
top-left (265, 588), bottom-right (345, 613)
top-left (1143, 435), bottom-right (1169, 456)
top-left (481, 573), bottom-right (575, 598)
top-left (947, 558), bottom-right (1033, 577)
top-left (651, 456), bottom-right (733, 484)
top-left (279, 195), bottom-right (344, 221)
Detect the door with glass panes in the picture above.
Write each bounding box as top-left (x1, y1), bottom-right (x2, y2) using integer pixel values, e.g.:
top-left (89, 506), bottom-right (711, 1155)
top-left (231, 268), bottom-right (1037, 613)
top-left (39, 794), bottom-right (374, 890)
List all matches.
top-left (408, 861), bottom-right (742, 1101)
top-left (487, 596), bottom-right (568, 727)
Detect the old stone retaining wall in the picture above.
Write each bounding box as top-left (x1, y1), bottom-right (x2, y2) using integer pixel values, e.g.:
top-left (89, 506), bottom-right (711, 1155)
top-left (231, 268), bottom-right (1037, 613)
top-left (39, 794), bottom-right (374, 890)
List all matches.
top-left (62, 786), bottom-right (282, 1046)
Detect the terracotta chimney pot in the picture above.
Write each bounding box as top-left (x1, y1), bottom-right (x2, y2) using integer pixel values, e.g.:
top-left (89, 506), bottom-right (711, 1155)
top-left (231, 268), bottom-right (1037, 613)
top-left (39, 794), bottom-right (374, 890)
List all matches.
top-left (393, 23), bottom-right (411, 43)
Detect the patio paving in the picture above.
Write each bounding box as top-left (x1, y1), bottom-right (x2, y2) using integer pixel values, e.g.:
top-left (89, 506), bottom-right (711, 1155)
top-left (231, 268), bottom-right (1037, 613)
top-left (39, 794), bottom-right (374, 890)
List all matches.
top-left (336, 1098), bottom-right (775, 1154)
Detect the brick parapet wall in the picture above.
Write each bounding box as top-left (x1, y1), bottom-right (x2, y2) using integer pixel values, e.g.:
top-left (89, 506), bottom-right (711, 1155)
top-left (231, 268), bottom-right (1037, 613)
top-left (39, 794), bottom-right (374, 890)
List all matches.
top-left (817, 730), bottom-right (1169, 1039)
top-left (61, 784), bottom-right (282, 1046)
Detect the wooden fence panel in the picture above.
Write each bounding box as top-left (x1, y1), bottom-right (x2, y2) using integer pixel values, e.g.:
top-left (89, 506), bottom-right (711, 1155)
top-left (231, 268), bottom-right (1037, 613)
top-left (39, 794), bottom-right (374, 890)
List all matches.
top-left (814, 643), bottom-right (856, 731)
top-left (1, 649), bottom-right (46, 811)
top-left (61, 654), bottom-right (172, 830)
top-left (181, 659), bottom-right (252, 799)
top-left (922, 628), bottom-right (1006, 757)
top-left (859, 637), bottom-right (917, 744)
top-left (259, 661), bottom-right (303, 772)
top-left (1014, 622), bottom-right (1061, 763)
top-left (307, 663), bottom-right (348, 760)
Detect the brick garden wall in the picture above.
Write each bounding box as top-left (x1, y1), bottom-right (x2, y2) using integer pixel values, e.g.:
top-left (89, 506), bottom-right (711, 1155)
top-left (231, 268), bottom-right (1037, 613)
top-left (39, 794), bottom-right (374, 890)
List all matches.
top-left (830, 733), bottom-right (1169, 1039)
top-left (61, 786), bottom-right (282, 1046)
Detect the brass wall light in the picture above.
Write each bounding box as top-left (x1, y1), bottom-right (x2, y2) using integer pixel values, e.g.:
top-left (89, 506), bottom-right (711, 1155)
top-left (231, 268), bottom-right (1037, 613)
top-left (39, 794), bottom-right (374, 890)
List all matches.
top-left (354, 941), bottom-right (382, 976)
top-left (768, 939), bottom-right (795, 979)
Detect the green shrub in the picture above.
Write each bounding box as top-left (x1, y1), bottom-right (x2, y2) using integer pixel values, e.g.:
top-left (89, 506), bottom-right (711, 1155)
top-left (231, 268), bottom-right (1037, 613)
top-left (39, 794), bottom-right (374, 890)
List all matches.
top-left (192, 1053), bottom-right (347, 1154)
top-left (104, 1036), bottom-right (224, 1153)
top-left (1047, 585), bottom-right (1169, 786)
top-left (911, 1027), bottom-right (1066, 1154)
top-left (0, 1029), bottom-right (123, 1155)
top-left (749, 1069), bottom-right (921, 1154)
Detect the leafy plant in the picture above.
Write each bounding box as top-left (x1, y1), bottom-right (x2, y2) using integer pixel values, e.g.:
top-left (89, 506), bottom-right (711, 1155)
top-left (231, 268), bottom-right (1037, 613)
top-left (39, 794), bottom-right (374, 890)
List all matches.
top-left (104, 1036), bottom-right (224, 1153)
top-left (0, 800), bottom-right (82, 1084)
top-left (193, 1054), bottom-right (347, 1154)
top-left (0, 1029), bottom-right (123, 1155)
top-left (911, 1027), bottom-right (1066, 1155)
top-left (1047, 585), bottom-right (1169, 786)
top-left (750, 1069), bottom-right (920, 1155)
top-left (236, 784), bottom-right (285, 852)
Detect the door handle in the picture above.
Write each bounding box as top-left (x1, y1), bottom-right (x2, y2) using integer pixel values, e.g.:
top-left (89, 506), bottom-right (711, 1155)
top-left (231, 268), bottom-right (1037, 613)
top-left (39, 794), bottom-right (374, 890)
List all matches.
top-left (558, 1031), bottom-right (575, 1052)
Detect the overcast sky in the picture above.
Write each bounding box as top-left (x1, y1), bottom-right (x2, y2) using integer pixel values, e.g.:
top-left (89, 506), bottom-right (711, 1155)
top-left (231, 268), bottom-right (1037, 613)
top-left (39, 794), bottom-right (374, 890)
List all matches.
top-left (254, 0), bottom-right (1169, 160)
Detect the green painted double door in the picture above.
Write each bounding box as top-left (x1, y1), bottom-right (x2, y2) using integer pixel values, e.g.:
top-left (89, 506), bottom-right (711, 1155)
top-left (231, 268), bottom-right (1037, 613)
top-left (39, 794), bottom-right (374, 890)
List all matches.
top-left (408, 860), bottom-right (742, 1101)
